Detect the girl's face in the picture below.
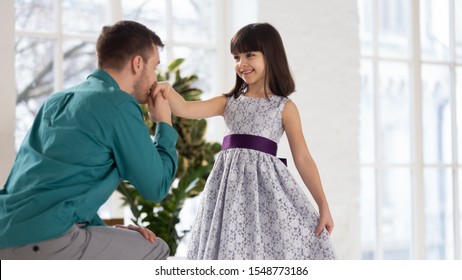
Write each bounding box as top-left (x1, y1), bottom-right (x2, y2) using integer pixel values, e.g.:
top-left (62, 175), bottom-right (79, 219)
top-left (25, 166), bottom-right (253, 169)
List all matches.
top-left (233, 51), bottom-right (266, 88)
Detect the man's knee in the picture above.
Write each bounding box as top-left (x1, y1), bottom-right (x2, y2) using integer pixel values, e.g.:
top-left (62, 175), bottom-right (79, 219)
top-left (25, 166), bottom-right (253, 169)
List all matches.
top-left (158, 238), bottom-right (170, 257)
top-left (148, 238), bottom-right (170, 260)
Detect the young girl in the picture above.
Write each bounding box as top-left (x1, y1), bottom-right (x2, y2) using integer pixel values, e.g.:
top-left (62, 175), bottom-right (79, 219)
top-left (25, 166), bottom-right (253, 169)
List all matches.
top-left (155, 22), bottom-right (336, 260)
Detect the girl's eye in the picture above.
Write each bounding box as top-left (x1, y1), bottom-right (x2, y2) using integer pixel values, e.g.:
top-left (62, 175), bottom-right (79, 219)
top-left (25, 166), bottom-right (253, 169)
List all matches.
top-left (233, 55), bottom-right (240, 61)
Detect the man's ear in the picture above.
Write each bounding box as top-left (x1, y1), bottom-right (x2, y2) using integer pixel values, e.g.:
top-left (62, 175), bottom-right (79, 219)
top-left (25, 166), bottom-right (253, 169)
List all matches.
top-left (131, 55), bottom-right (144, 74)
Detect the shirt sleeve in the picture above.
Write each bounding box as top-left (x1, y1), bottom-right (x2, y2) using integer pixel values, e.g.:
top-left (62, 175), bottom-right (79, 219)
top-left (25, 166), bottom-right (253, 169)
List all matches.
top-left (111, 101), bottom-right (178, 202)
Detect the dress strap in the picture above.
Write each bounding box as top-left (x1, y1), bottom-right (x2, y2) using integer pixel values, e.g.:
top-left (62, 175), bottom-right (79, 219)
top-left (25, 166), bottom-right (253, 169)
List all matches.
top-left (221, 134), bottom-right (287, 166)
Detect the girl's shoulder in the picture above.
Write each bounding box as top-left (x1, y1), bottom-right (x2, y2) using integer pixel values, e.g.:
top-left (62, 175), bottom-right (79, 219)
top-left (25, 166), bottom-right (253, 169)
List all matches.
top-left (273, 95), bottom-right (291, 110)
top-left (281, 99), bottom-right (302, 124)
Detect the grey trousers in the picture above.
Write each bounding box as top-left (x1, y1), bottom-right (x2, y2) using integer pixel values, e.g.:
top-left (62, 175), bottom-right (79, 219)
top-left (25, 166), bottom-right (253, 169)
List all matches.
top-left (0, 224), bottom-right (170, 260)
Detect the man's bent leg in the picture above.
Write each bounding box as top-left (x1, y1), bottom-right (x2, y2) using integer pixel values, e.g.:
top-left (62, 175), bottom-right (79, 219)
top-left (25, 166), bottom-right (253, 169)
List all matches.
top-left (0, 225), bottom-right (169, 260)
top-left (81, 225), bottom-right (170, 260)
top-left (0, 225), bottom-right (86, 259)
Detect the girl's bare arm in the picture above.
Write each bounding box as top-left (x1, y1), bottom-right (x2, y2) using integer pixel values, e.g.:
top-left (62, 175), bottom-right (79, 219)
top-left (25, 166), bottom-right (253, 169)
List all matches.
top-left (153, 81), bottom-right (227, 119)
top-left (282, 100), bottom-right (334, 235)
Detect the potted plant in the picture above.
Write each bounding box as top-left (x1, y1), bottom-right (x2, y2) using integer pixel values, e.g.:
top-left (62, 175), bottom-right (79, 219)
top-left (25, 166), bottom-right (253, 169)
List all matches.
top-left (117, 58), bottom-right (221, 255)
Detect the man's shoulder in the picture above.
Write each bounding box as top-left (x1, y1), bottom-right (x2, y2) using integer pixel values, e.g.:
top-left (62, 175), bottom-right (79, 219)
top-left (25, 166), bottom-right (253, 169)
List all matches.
top-left (70, 79), bottom-right (138, 109)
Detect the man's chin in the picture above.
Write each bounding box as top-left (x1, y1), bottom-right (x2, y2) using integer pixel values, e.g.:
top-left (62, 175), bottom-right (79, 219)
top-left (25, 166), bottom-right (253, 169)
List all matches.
top-left (137, 96), bottom-right (148, 104)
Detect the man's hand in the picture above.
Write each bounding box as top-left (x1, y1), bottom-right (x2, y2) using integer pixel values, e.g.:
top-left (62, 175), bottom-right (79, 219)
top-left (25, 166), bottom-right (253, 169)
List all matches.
top-left (114, 224), bottom-right (157, 243)
top-left (147, 84), bottom-right (172, 125)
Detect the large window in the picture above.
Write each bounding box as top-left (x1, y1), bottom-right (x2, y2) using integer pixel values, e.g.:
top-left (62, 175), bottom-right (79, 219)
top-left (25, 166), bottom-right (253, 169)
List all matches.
top-left (15, 0), bottom-right (220, 149)
top-left (359, 0), bottom-right (462, 259)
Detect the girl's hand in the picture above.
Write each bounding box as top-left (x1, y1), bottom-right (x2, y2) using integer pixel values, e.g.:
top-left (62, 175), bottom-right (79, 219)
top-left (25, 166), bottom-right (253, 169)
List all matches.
top-left (152, 81), bottom-right (172, 99)
top-left (113, 224), bottom-right (157, 243)
top-left (315, 209), bottom-right (334, 236)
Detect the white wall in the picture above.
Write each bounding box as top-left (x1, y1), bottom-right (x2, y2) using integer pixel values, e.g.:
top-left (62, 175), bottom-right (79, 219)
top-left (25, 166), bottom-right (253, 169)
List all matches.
top-left (258, 0), bottom-right (361, 259)
top-left (0, 1), bottom-right (16, 186)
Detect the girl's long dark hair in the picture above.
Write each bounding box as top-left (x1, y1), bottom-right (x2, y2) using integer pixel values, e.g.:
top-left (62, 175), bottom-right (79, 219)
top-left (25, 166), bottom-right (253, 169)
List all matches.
top-left (225, 23), bottom-right (295, 98)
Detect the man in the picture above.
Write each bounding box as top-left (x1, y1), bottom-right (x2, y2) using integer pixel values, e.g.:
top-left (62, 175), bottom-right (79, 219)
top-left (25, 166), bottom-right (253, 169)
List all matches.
top-left (0, 21), bottom-right (177, 259)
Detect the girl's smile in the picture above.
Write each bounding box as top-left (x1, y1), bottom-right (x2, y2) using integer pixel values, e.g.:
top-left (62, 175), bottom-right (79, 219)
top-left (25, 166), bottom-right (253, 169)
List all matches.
top-left (240, 67), bottom-right (254, 77)
top-left (234, 51), bottom-right (265, 86)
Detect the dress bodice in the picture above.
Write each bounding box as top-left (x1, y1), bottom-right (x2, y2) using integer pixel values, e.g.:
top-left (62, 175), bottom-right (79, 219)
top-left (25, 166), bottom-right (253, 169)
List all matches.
top-left (224, 94), bottom-right (289, 143)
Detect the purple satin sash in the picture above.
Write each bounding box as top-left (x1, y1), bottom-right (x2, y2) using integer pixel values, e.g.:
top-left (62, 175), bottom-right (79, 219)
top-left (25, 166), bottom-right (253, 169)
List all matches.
top-left (221, 134), bottom-right (287, 166)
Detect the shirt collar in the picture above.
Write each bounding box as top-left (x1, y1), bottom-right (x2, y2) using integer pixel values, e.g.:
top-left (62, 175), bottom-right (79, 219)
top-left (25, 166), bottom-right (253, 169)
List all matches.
top-left (87, 69), bottom-right (120, 90)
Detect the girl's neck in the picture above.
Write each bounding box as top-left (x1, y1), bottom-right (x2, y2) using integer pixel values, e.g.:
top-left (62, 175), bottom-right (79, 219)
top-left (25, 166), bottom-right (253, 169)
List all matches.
top-left (244, 86), bottom-right (274, 98)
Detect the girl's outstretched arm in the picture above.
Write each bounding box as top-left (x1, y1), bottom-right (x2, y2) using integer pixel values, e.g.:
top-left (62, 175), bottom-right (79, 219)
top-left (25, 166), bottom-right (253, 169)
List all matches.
top-left (152, 81), bottom-right (227, 119)
top-left (282, 100), bottom-right (334, 236)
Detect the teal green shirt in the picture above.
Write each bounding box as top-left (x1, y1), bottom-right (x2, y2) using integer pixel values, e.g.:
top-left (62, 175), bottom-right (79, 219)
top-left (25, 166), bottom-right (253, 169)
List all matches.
top-left (0, 69), bottom-right (178, 248)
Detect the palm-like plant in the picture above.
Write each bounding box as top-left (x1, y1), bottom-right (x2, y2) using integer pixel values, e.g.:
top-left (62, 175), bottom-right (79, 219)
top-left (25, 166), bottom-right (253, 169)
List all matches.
top-left (117, 58), bottom-right (221, 255)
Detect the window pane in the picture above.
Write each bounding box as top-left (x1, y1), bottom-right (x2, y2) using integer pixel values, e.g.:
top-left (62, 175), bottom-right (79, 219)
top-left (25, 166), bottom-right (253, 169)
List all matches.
top-left (379, 62), bottom-right (411, 164)
top-left (424, 168), bottom-right (455, 259)
top-left (63, 41), bottom-right (97, 88)
top-left (360, 167), bottom-right (377, 259)
top-left (360, 59), bottom-right (375, 163)
top-left (421, 0), bottom-right (450, 61)
top-left (62, 0), bottom-right (108, 35)
top-left (381, 168), bottom-right (412, 259)
top-left (457, 67), bottom-right (462, 162)
top-left (172, 47), bottom-right (216, 96)
top-left (378, 0), bottom-right (410, 58)
top-left (422, 65), bottom-right (452, 164)
top-left (15, 0), bottom-right (54, 32)
top-left (358, 0), bottom-right (373, 56)
top-left (122, 0), bottom-right (167, 40)
top-left (172, 0), bottom-right (214, 43)
top-left (15, 37), bottom-right (55, 149)
top-left (171, 47), bottom-right (219, 141)
top-left (456, 0), bottom-right (462, 62)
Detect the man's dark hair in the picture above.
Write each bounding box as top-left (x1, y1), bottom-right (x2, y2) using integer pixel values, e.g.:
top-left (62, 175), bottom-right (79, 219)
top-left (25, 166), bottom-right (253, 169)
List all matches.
top-left (96, 20), bottom-right (164, 70)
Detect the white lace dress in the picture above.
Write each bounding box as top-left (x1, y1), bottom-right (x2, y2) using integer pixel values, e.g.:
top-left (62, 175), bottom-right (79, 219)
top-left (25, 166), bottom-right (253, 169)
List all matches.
top-left (186, 94), bottom-right (336, 260)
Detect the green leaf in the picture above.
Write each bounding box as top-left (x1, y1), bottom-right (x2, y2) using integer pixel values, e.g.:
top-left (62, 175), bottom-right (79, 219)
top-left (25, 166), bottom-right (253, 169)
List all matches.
top-left (167, 58), bottom-right (185, 72)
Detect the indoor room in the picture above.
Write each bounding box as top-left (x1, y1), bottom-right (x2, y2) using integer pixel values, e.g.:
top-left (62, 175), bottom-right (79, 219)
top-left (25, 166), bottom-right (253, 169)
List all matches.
top-left (1, 0), bottom-right (461, 265)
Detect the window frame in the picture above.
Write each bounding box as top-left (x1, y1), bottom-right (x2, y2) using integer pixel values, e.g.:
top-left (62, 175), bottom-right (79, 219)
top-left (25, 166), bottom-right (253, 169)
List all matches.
top-left (359, 0), bottom-right (461, 259)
